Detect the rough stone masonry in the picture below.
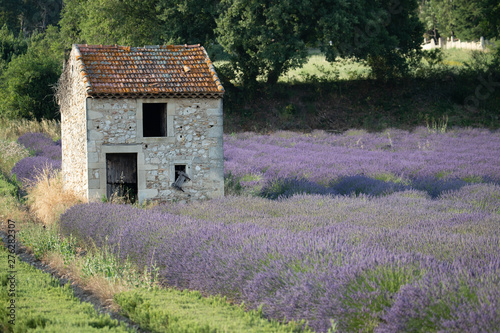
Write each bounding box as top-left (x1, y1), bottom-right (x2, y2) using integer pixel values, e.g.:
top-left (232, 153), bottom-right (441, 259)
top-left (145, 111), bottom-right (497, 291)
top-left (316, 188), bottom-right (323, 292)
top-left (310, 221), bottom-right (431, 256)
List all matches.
top-left (57, 44), bottom-right (225, 203)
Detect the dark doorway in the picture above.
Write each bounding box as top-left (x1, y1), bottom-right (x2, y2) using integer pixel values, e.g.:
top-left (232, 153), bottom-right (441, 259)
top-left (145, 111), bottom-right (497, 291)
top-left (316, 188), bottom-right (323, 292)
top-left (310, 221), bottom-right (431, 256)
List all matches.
top-left (106, 153), bottom-right (138, 202)
top-left (143, 103), bottom-right (167, 137)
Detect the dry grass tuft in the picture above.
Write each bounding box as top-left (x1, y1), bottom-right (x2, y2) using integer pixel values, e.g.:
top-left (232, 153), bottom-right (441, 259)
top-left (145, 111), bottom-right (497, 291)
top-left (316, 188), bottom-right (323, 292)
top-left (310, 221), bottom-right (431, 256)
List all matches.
top-left (84, 275), bottom-right (130, 309)
top-left (0, 196), bottom-right (28, 229)
top-left (0, 139), bottom-right (30, 176)
top-left (27, 169), bottom-right (86, 225)
top-left (45, 252), bottom-right (129, 310)
top-left (0, 118), bottom-right (60, 141)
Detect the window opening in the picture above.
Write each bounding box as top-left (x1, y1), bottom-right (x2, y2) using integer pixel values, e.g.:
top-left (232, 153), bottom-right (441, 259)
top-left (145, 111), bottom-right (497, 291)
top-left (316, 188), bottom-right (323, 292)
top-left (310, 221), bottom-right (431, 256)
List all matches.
top-left (143, 103), bottom-right (167, 137)
top-left (172, 165), bottom-right (190, 192)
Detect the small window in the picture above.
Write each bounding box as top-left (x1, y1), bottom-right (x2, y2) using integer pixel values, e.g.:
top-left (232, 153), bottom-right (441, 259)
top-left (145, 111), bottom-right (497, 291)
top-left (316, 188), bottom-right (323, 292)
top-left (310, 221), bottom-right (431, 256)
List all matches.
top-left (172, 164), bottom-right (190, 192)
top-left (175, 165), bottom-right (186, 181)
top-left (143, 103), bottom-right (167, 137)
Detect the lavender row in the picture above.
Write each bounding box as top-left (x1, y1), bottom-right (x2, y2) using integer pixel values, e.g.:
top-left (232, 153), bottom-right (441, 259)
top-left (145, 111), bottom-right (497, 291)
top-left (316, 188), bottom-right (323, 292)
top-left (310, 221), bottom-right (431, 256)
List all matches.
top-left (224, 127), bottom-right (500, 194)
top-left (11, 132), bottom-right (61, 185)
top-left (60, 183), bottom-right (500, 332)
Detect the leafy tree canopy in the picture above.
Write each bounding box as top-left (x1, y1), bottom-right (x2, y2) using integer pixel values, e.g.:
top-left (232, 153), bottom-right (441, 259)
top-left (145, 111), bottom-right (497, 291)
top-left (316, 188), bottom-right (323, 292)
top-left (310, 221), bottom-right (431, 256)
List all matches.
top-left (216, 0), bottom-right (316, 86)
top-left (157, 0), bottom-right (220, 45)
top-left (418, 0), bottom-right (500, 40)
top-left (321, 0), bottom-right (424, 80)
top-left (0, 25), bottom-right (28, 67)
top-left (60, 0), bottom-right (165, 46)
top-left (0, 0), bottom-right (62, 36)
top-left (0, 26), bottom-right (63, 120)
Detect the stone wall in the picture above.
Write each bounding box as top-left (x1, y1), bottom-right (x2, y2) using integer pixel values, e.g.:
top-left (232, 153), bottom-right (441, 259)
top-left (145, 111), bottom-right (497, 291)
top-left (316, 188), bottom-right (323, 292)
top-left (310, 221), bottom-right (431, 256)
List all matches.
top-left (86, 97), bottom-right (224, 203)
top-left (58, 48), bottom-right (88, 198)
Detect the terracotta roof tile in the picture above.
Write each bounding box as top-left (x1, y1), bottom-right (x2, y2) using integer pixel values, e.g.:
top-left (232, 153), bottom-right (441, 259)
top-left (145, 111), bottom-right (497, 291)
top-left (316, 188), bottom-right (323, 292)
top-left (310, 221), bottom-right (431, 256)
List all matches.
top-left (73, 44), bottom-right (224, 99)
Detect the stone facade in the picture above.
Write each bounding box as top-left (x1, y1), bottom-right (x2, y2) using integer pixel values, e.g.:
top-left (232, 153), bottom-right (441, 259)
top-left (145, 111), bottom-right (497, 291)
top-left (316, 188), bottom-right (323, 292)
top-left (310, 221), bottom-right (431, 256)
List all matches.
top-left (58, 45), bottom-right (224, 203)
top-left (58, 50), bottom-right (88, 198)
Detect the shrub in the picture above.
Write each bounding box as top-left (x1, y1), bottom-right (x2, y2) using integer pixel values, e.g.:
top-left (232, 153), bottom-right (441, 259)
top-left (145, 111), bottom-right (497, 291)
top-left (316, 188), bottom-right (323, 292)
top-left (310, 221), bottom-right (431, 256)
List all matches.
top-left (10, 156), bottom-right (61, 186)
top-left (17, 132), bottom-right (57, 155)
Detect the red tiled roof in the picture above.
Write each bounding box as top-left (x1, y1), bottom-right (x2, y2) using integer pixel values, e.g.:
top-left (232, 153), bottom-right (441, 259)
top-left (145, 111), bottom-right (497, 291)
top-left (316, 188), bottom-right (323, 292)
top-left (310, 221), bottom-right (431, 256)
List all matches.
top-left (73, 44), bottom-right (224, 99)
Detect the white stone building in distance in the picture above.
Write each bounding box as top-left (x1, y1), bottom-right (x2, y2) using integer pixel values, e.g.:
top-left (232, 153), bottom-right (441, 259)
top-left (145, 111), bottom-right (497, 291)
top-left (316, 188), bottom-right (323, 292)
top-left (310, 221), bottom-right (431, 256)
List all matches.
top-left (57, 44), bottom-right (225, 203)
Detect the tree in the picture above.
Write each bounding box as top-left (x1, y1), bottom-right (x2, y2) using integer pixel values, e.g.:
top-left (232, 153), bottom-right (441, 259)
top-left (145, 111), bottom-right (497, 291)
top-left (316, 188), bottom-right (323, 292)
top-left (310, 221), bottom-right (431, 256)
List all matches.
top-left (483, 0), bottom-right (500, 39)
top-left (156, 0), bottom-right (220, 45)
top-left (451, 0), bottom-right (500, 40)
top-left (418, 0), bottom-right (500, 41)
top-left (418, 0), bottom-right (455, 40)
top-left (60, 0), bottom-right (165, 46)
top-left (321, 0), bottom-right (424, 80)
top-left (0, 27), bottom-right (63, 120)
top-left (1, 0), bottom-right (63, 36)
top-left (419, 0), bottom-right (455, 38)
top-left (0, 24), bottom-right (28, 67)
top-left (216, 0), bottom-right (314, 86)
top-left (0, 0), bottom-right (23, 32)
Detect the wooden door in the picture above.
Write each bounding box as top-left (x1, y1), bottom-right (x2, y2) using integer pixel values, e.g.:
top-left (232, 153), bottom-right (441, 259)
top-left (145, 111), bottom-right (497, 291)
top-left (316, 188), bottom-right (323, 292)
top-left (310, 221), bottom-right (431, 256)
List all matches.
top-left (106, 153), bottom-right (137, 201)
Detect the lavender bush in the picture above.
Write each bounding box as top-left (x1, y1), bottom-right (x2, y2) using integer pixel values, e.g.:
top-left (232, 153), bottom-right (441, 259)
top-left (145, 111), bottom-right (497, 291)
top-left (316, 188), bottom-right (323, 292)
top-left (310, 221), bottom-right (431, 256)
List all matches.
top-left (225, 127), bottom-right (500, 197)
top-left (11, 132), bottom-right (62, 186)
top-left (60, 183), bottom-right (500, 332)
top-left (10, 156), bottom-right (61, 185)
top-left (17, 132), bottom-right (59, 156)
top-left (58, 128), bottom-right (500, 332)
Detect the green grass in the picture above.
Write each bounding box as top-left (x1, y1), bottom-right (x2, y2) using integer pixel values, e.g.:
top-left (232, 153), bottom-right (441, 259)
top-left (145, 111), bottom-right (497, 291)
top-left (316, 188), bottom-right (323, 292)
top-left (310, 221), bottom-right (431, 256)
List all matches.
top-left (14, 221), bottom-right (313, 332)
top-left (0, 246), bottom-right (132, 332)
top-left (280, 49), bottom-right (483, 84)
top-left (340, 265), bottom-right (424, 332)
top-left (114, 288), bottom-right (313, 333)
top-left (0, 173), bottom-right (17, 197)
top-left (440, 48), bottom-right (493, 66)
top-left (280, 55), bottom-right (370, 83)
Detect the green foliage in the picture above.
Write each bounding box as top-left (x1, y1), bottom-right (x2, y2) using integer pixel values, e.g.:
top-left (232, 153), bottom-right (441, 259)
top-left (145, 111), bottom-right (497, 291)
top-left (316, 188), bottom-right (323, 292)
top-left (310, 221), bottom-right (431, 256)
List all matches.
top-left (418, 0), bottom-right (455, 39)
top-left (81, 241), bottom-right (159, 289)
top-left (322, 0), bottom-right (424, 80)
top-left (0, 25), bottom-right (27, 68)
top-left (60, 0), bottom-right (165, 46)
top-left (0, 173), bottom-right (17, 197)
top-left (0, 26), bottom-right (63, 120)
top-left (0, 0), bottom-right (21, 32)
top-left (216, 0), bottom-right (312, 86)
top-left (0, 0), bottom-right (62, 37)
top-left (0, 246), bottom-right (132, 332)
top-left (418, 0), bottom-right (500, 41)
top-left (17, 222), bottom-right (158, 289)
top-left (341, 265), bottom-right (423, 332)
top-left (224, 172), bottom-right (244, 196)
top-left (115, 289), bottom-right (313, 333)
top-left (157, 0), bottom-right (219, 45)
top-left (17, 224), bottom-right (77, 261)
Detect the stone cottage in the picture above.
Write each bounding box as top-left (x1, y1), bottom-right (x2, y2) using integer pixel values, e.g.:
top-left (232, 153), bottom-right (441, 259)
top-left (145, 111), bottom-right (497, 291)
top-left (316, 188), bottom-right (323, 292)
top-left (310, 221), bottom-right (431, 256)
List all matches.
top-left (57, 44), bottom-right (225, 203)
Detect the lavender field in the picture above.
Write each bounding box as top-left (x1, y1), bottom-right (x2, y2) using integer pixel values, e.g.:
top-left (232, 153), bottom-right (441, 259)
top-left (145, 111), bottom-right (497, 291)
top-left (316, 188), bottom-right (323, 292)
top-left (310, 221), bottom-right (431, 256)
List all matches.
top-left (60, 127), bottom-right (500, 332)
top-left (224, 127), bottom-right (500, 197)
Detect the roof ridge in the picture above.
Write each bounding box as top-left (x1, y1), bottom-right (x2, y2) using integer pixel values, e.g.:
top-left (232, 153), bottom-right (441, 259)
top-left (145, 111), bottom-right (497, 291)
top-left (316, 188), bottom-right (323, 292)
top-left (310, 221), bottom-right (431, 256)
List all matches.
top-left (76, 44), bottom-right (202, 50)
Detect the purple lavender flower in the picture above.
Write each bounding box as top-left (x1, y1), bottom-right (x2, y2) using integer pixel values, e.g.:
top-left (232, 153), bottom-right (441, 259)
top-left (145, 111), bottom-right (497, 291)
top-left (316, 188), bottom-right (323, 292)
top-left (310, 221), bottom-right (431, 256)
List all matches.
top-left (11, 156), bottom-right (61, 186)
top-left (59, 183), bottom-right (500, 332)
top-left (57, 127), bottom-right (500, 332)
top-left (17, 132), bottom-right (57, 156)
